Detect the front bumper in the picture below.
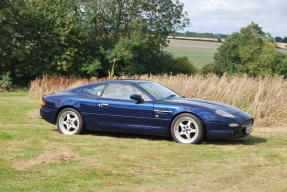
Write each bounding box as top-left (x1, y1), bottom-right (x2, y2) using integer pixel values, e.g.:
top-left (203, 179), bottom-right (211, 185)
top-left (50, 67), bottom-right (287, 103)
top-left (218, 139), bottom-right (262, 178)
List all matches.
top-left (205, 118), bottom-right (254, 139)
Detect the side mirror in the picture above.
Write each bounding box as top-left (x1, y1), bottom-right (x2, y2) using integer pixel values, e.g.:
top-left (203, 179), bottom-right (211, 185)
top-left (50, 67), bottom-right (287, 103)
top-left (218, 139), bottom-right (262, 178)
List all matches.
top-left (130, 94), bottom-right (144, 103)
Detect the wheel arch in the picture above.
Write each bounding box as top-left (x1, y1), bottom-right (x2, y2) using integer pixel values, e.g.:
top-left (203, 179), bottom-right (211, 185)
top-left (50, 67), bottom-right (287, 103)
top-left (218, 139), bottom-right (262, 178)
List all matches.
top-left (55, 105), bottom-right (81, 123)
top-left (169, 111), bottom-right (207, 138)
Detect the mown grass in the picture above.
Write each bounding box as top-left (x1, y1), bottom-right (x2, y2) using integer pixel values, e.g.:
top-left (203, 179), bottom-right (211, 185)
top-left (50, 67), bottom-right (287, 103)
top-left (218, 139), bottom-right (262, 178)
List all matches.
top-left (166, 39), bottom-right (287, 68)
top-left (0, 91), bottom-right (287, 192)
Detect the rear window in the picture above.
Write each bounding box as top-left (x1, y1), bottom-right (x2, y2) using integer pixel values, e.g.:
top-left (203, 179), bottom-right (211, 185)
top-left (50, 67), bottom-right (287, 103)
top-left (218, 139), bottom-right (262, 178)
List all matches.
top-left (85, 85), bottom-right (106, 96)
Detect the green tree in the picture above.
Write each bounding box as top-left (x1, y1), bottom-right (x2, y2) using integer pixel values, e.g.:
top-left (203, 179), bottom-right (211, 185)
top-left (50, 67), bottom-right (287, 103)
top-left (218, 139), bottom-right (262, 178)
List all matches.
top-left (208, 22), bottom-right (287, 77)
top-left (0, 0), bottom-right (191, 85)
top-left (274, 56), bottom-right (287, 78)
top-left (82, 0), bottom-right (190, 76)
top-left (275, 37), bottom-right (283, 42)
top-left (1, 0), bottom-right (92, 84)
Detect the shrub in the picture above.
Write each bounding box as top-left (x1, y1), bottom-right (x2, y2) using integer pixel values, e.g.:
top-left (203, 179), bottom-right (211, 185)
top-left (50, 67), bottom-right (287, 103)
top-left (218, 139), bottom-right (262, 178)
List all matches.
top-left (173, 57), bottom-right (197, 74)
top-left (0, 72), bottom-right (12, 90)
top-left (212, 22), bottom-right (287, 77)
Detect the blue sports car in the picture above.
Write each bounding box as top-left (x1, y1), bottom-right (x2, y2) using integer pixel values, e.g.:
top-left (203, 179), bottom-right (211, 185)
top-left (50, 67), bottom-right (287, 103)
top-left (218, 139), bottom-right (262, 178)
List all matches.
top-left (40, 80), bottom-right (253, 144)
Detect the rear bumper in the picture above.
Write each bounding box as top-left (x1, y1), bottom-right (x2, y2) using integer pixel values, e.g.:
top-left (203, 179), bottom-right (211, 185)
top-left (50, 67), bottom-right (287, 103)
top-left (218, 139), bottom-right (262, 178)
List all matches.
top-left (40, 107), bottom-right (57, 124)
top-left (205, 119), bottom-right (254, 139)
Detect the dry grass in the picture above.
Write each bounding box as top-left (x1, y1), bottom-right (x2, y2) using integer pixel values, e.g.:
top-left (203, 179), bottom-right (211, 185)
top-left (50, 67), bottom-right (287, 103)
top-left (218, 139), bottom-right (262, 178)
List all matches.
top-left (29, 74), bottom-right (287, 125)
top-left (167, 35), bottom-right (223, 42)
top-left (29, 75), bottom-right (107, 98)
top-left (12, 148), bottom-right (101, 170)
top-left (276, 42), bottom-right (287, 49)
top-left (12, 150), bottom-right (81, 170)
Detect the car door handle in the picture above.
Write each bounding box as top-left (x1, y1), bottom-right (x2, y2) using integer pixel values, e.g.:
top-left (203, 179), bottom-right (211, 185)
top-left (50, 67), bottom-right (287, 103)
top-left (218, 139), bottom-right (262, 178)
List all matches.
top-left (98, 103), bottom-right (109, 107)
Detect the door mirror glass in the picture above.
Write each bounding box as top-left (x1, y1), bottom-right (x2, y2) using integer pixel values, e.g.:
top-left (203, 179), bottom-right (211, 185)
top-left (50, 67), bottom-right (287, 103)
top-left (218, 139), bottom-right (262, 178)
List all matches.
top-left (130, 94), bottom-right (144, 103)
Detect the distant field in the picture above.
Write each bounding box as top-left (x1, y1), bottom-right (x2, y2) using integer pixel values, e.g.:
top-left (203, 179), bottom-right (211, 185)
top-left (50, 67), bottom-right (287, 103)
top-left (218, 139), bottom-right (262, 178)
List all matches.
top-left (277, 42), bottom-right (287, 49)
top-left (166, 39), bottom-right (287, 68)
top-left (165, 39), bottom-right (221, 68)
top-left (167, 35), bottom-right (221, 42)
top-left (278, 48), bottom-right (287, 55)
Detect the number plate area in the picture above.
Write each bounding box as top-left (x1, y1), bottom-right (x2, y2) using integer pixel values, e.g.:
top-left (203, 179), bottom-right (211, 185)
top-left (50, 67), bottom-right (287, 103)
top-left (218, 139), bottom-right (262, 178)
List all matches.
top-left (246, 126), bottom-right (253, 134)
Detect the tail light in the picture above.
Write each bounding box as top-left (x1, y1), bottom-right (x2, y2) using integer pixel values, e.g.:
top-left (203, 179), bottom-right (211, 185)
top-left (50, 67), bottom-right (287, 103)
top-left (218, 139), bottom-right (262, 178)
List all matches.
top-left (41, 100), bottom-right (46, 106)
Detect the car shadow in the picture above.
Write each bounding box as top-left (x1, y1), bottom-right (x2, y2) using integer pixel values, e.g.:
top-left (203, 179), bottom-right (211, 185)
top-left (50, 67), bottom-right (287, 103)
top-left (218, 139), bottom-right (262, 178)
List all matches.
top-left (53, 129), bottom-right (267, 145)
top-left (204, 135), bottom-right (267, 145)
top-left (87, 131), bottom-right (267, 145)
top-left (86, 131), bottom-right (172, 142)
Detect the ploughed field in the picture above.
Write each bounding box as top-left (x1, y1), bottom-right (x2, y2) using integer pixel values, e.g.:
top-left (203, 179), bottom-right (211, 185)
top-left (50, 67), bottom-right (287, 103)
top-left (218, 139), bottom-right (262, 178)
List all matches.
top-left (0, 91), bottom-right (287, 192)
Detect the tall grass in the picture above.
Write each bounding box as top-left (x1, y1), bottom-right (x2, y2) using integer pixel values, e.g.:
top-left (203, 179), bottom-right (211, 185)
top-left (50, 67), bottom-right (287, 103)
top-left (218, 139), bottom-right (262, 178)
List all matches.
top-left (29, 74), bottom-right (287, 125)
top-left (29, 75), bottom-right (106, 98)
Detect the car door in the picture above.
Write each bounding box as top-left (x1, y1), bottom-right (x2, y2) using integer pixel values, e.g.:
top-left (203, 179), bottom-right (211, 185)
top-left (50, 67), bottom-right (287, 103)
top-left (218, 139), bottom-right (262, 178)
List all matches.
top-left (95, 83), bottom-right (155, 134)
top-left (79, 84), bottom-right (108, 131)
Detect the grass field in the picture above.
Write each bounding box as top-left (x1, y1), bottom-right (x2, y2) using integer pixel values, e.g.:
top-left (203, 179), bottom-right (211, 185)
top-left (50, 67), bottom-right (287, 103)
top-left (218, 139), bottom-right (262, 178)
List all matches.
top-left (1, 91), bottom-right (287, 192)
top-left (166, 39), bottom-right (287, 68)
top-left (278, 48), bottom-right (287, 55)
top-left (165, 39), bottom-right (221, 68)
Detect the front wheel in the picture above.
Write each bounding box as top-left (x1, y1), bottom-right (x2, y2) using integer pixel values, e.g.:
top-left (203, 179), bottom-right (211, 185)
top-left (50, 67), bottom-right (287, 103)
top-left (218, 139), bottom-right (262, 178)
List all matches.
top-left (57, 108), bottom-right (84, 135)
top-left (170, 113), bottom-right (204, 144)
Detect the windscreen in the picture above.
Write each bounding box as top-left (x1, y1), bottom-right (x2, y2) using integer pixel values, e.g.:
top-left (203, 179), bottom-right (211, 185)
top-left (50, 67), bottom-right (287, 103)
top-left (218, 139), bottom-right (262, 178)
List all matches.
top-left (138, 82), bottom-right (181, 100)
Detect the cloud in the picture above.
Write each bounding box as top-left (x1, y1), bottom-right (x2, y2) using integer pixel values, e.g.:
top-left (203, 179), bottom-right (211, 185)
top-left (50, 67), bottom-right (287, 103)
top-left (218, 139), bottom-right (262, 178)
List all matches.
top-left (181, 0), bottom-right (287, 37)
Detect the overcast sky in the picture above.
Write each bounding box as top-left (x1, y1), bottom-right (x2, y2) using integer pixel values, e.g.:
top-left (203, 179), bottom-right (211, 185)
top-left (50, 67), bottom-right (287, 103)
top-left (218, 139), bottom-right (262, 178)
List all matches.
top-left (181, 0), bottom-right (287, 37)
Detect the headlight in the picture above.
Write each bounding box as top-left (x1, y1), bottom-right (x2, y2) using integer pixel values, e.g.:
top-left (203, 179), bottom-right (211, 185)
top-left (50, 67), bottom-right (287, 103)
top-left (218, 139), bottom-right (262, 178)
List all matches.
top-left (215, 109), bottom-right (235, 118)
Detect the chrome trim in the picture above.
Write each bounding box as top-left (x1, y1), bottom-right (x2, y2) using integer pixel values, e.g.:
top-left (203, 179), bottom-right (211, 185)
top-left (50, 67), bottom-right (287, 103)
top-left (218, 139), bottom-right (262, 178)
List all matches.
top-left (229, 123), bottom-right (239, 127)
top-left (154, 109), bottom-right (172, 113)
top-left (98, 103), bottom-right (109, 107)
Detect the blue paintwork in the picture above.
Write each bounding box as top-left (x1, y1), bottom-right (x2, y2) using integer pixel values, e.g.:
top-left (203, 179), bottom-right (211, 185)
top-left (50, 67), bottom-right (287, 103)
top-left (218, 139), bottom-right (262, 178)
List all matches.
top-left (40, 80), bottom-right (253, 139)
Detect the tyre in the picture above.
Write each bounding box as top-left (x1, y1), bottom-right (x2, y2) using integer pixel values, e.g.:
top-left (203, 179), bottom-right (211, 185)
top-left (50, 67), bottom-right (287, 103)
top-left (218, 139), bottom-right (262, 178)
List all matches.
top-left (57, 108), bottom-right (84, 135)
top-left (170, 113), bottom-right (204, 144)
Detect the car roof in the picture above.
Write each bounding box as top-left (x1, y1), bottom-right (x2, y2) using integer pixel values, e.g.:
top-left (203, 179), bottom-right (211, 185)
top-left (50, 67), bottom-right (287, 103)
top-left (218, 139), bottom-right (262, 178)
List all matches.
top-left (61, 79), bottom-right (154, 94)
top-left (70, 79), bottom-right (151, 91)
top-left (95, 79), bottom-right (152, 84)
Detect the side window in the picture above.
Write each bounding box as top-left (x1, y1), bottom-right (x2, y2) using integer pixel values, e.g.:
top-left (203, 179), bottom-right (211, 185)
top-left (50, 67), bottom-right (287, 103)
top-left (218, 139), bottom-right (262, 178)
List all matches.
top-left (102, 84), bottom-right (150, 101)
top-left (85, 85), bottom-right (106, 96)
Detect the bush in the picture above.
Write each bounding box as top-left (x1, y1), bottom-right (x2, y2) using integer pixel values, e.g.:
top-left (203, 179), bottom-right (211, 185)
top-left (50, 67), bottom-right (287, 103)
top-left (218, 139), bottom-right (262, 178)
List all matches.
top-left (0, 72), bottom-right (12, 90)
top-left (201, 63), bottom-right (225, 75)
top-left (173, 57), bottom-right (197, 74)
top-left (212, 22), bottom-right (287, 77)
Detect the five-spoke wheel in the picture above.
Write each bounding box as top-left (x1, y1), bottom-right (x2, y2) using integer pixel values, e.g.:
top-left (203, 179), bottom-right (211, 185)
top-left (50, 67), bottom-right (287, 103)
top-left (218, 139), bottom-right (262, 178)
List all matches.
top-left (57, 108), bottom-right (83, 135)
top-left (171, 113), bottom-right (204, 144)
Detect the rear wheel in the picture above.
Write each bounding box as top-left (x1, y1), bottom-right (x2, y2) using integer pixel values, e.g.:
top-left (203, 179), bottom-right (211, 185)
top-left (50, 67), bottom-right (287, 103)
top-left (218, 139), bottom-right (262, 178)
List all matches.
top-left (57, 108), bottom-right (83, 135)
top-left (170, 113), bottom-right (204, 144)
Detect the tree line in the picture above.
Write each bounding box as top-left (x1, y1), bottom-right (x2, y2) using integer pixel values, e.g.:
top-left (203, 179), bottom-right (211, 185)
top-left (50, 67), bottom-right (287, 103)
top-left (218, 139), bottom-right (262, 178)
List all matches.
top-left (203, 22), bottom-right (287, 78)
top-left (0, 0), bottom-right (195, 86)
top-left (171, 31), bottom-right (229, 39)
top-left (1, 1), bottom-right (287, 87)
top-left (172, 31), bottom-right (287, 44)
top-left (275, 37), bottom-right (287, 43)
